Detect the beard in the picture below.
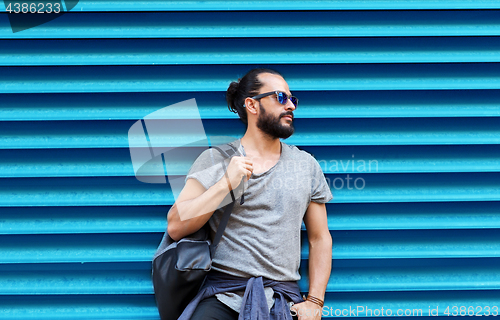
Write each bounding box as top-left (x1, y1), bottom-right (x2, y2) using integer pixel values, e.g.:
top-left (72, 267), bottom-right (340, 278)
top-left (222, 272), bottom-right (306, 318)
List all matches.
top-left (256, 105), bottom-right (294, 139)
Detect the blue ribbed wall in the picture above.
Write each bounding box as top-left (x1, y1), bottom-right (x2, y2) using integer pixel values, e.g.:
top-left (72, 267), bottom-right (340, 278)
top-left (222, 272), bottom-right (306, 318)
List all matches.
top-left (1, 1), bottom-right (500, 319)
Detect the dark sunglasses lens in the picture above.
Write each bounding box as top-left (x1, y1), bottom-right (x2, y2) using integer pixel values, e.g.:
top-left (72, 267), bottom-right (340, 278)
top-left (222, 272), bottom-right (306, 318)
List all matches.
top-left (276, 92), bottom-right (287, 105)
top-left (290, 96), bottom-right (298, 107)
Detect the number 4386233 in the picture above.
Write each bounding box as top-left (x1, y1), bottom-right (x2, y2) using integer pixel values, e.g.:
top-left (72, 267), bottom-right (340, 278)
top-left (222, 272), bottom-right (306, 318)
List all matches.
top-left (5, 3), bottom-right (61, 13)
top-left (444, 306), bottom-right (499, 316)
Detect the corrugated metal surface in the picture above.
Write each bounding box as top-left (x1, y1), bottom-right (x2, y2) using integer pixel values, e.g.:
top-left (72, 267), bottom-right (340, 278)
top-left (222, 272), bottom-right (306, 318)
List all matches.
top-left (1, 1), bottom-right (499, 319)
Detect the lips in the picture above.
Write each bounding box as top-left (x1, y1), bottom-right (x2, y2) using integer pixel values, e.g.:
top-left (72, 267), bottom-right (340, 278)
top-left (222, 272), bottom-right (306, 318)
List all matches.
top-left (282, 115), bottom-right (293, 121)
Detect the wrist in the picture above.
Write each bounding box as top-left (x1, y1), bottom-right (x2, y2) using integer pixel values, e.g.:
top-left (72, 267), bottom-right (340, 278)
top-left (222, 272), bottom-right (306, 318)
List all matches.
top-left (305, 290), bottom-right (324, 301)
top-left (302, 294), bottom-right (324, 308)
top-left (224, 171), bottom-right (233, 191)
top-left (214, 178), bottom-right (231, 195)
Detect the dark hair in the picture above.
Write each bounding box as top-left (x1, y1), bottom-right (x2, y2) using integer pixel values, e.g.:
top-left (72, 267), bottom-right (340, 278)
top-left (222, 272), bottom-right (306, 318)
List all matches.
top-left (226, 68), bottom-right (283, 125)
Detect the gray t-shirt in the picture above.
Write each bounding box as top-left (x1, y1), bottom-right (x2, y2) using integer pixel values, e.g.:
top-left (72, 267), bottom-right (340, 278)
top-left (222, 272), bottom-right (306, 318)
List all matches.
top-left (185, 139), bottom-right (333, 312)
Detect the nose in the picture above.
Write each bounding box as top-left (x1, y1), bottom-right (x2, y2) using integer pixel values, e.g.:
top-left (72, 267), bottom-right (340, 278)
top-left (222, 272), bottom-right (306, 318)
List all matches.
top-left (285, 98), bottom-right (296, 111)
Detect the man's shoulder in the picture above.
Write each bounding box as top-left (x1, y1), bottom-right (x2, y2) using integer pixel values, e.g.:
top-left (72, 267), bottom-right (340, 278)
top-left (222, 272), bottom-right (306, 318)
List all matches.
top-left (188, 140), bottom-right (240, 175)
top-left (282, 142), bottom-right (316, 162)
top-left (195, 139), bottom-right (241, 162)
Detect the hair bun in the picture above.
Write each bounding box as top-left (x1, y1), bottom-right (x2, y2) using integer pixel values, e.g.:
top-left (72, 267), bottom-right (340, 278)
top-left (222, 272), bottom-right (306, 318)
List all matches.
top-left (228, 80), bottom-right (239, 93)
top-left (226, 81), bottom-right (240, 113)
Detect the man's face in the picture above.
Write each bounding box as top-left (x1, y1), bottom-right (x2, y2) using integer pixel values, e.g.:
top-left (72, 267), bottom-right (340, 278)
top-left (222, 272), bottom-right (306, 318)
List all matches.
top-left (254, 73), bottom-right (296, 139)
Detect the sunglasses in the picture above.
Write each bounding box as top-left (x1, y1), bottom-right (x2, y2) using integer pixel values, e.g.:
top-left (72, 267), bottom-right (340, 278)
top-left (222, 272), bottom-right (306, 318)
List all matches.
top-left (249, 91), bottom-right (299, 108)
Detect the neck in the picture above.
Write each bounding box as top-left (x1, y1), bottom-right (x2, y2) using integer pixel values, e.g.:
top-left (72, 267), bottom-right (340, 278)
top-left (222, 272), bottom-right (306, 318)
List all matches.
top-left (240, 125), bottom-right (281, 157)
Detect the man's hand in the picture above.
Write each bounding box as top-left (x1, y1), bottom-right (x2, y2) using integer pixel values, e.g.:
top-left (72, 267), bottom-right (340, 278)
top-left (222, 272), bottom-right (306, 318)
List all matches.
top-left (224, 156), bottom-right (253, 189)
top-left (290, 301), bottom-right (322, 320)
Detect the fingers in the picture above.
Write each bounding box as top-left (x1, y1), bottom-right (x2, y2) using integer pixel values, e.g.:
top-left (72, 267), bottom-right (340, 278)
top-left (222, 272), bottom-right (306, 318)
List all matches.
top-left (234, 156), bottom-right (253, 175)
top-left (240, 157), bottom-right (253, 167)
top-left (244, 168), bottom-right (252, 182)
top-left (226, 156), bottom-right (253, 186)
top-left (244, 163), bottom-right (253, 174)
top-left (230, 156), bottom-right (252, 165)
top-left (243, 158), bottom-right (253, 180)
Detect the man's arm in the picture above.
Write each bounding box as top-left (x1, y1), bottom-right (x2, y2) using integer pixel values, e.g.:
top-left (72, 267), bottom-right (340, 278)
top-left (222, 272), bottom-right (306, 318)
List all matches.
top-left (291, 201), bottom-right (332, 319)
top-left (303, 201), bottom-right (332, 301)
top-left (167, 155), bottom-right (253, 241)
top-left (167, 177), bottom-right (229, 241)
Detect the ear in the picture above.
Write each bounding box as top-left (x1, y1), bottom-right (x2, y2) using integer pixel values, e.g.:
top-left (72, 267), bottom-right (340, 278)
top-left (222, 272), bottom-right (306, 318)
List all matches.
top-left (244, 97), bottom-right (258, 115)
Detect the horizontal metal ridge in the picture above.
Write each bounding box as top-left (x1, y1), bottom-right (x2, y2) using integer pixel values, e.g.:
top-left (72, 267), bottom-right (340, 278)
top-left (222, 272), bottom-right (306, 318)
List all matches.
top-left (1, 291), bottom-right (499, 319)
top-left (0, 206), bottom-right (167, 235)
top-left (0, 176), bottom-right (176, 206)
top-left (2, 90), bottom-right (500, 121)
top-left (2, 0), bottom-right (500, 12)
top-left (320, 290), bottom-right (500, 318)
top-left (305, 145), bottom-right (500, 173)
top-left (0, 173), bottom-right (499, 206)
top-left (1, 229), bottom-right (499, 264)
top-left (0, 262), bottom-right (152, 295)
top-left (301, 229), bottom-right (500, 259)
top-left (1, 202), bottom-right (499, 235)
top-left (1, 259), bottom-right (499, 294)
top-left (0, 295), bottom-right (158, 319)
top-left (2, 11), bottom-right (500, 39)
top-left (0, 233), bottom-right (162, 264)
top-left (327, 172), bottom-right (500, 203)
top-left (2, 37), bottom-right (500, 66)
top-left (1, 117), bottom-right (500, 149)
top-left (1, 145), bottom-right (500, 178)
top-left (3, 63), bottom-right (500, 93)
top-left (323, 201), bottom-right (500, 230)
top-left (0, 294), bottom-right (158, 320)
top-left (300, 258), bottom-right (500, 292)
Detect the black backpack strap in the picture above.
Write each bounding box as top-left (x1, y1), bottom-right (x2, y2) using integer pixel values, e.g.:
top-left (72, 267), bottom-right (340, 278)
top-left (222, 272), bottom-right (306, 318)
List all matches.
top-left (210, 200), bottom-right (235, 256)
top-left (211, 145), bottom-right (236, 204)
top-left (209, 145), bottom-right (238, 256)
top-left (218, 143), bottom-right (246, 204)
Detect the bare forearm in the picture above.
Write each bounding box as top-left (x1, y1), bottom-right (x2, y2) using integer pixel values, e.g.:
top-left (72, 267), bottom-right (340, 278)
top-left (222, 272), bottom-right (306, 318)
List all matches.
top-left (167, 179), bottom-right (230, 240)
top-left (307, 235), bottom-right (332, 300)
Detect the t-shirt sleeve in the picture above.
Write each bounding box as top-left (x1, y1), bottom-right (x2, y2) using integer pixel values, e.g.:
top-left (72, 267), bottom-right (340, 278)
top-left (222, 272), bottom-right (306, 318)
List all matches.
top-left (185, 148), bottom-right (226, 190)
top-left (309, 155), bottom-right (333, 203)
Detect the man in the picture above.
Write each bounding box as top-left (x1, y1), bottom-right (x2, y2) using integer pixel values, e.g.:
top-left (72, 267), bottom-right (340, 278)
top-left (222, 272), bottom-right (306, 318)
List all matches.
top-left (167, 68), bottom-right (332, 320)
